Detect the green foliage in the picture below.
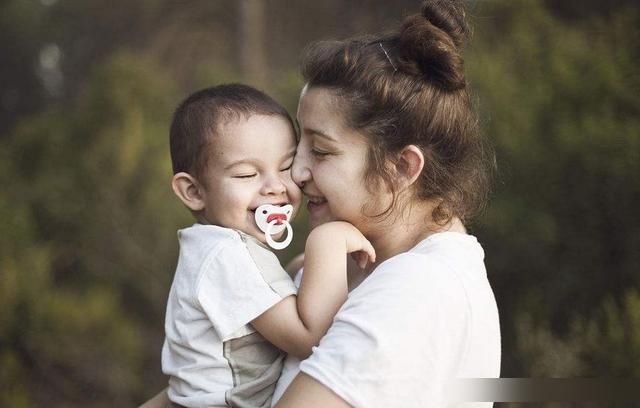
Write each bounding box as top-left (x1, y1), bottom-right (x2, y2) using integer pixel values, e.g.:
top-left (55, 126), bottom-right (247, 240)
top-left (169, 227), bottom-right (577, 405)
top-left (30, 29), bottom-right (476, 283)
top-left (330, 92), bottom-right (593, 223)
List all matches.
top-left (0, 51), bottom-right (187, 406)
top-left (515, 288), bottom-right (640, 379)
top-left (579, 289), bottom-right (640, 376)
top-left (2, 41), bottom-right (306, 406)
top-left (1, 0), bottom-right (639, 405)
top-left (468, 0), bottom-right (640, 375)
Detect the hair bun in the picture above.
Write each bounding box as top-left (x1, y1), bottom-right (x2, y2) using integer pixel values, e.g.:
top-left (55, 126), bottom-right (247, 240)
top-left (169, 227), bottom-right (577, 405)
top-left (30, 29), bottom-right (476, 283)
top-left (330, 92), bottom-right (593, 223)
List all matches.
top-left (397, 0), bottom-right (468, 90)
top-left (421, 0), bottom-right (469, 47)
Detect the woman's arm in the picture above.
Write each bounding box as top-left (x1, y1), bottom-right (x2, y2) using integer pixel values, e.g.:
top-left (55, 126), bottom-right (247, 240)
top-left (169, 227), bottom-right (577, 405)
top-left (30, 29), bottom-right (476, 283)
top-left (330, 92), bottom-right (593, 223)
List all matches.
top-left (275, 373), bottom-right (351, 408)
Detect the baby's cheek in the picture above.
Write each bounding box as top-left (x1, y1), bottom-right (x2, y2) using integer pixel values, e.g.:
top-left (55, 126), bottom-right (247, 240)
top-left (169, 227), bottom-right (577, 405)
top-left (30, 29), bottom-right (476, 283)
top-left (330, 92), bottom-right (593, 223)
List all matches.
top-left (291, 193), bottom-right (303, 213)
top-left (287, 176), bottom-right (302, 194)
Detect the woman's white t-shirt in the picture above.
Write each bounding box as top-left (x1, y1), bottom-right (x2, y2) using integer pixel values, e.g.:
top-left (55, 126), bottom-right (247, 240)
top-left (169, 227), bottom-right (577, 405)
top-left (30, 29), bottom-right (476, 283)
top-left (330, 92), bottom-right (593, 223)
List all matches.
top-left (272, 232), bottom-right (501, 407)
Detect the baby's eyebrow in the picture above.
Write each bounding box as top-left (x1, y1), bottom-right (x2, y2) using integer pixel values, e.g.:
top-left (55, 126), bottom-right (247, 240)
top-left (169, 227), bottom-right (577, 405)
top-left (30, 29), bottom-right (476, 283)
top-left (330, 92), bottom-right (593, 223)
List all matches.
top-left (223, 159), bottom-right (257, 171)
top-left (282, 148), bottom-right (296, 159)
top-left (224, 150), bottom-right (295, 170)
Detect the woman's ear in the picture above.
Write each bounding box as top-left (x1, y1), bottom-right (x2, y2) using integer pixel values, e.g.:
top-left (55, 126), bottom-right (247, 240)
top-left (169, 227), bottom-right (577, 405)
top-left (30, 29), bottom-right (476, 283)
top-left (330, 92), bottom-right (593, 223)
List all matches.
top-left (171, 172), bottom-right (206, 211)
top-left (395, 145), bottom-right (425, 190)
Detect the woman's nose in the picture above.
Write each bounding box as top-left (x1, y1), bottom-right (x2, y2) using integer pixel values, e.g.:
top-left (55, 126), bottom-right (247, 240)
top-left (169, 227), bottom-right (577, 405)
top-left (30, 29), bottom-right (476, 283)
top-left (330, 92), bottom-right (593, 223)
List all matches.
top-left (292, 150), bottom-right (311, 188)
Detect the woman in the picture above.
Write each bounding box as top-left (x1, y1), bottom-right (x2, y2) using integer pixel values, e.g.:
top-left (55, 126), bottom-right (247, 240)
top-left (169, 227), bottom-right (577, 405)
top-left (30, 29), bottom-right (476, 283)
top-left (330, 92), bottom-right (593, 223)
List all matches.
top-left (141, 1), bottom-right (500, 406)
top-left (273, 0), bottom-right (500, 406)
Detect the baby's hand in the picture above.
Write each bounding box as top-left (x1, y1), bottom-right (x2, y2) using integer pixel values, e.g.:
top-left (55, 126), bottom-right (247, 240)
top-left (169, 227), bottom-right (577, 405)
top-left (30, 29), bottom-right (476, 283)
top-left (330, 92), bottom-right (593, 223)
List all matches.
top-left (310, 221), bottom-right (376, 269)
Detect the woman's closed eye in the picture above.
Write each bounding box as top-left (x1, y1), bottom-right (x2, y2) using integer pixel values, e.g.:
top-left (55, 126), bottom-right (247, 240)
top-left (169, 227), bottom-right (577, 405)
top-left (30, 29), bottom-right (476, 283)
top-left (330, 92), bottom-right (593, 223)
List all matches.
top-left (311, 147), bottom-right (331, 157)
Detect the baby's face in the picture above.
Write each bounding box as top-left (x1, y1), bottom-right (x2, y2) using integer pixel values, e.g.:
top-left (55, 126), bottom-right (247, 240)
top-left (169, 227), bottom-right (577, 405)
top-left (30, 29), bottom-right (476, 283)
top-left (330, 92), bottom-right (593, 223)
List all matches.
top-left (199, 114), bottom-right (301, 242)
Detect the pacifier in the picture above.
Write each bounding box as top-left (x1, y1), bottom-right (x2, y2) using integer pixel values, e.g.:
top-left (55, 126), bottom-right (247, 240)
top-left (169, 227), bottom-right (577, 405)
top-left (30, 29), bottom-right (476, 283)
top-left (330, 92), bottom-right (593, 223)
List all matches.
top-left (254, 204), bottom-right (294, 250)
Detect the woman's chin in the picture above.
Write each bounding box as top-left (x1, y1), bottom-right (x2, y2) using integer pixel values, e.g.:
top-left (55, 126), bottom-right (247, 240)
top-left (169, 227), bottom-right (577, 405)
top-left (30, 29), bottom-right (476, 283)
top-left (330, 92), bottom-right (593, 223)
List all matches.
top-left (308, 210), bottom-right (333, 229)
top-left (306, 200), bottom-right (329, 226)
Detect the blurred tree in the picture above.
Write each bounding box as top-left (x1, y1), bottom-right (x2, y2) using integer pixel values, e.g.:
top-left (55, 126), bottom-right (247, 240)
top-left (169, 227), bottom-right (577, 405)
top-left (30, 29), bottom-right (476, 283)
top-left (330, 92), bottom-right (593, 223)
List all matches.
top-left (1, 0), bottom-right (639, 406)
top-left (0, 51), bottom-right (183, 406)
top-left (0, 0), bottom-right (48, 135)
top-left (238, 0), bottom-right (268, 88)
top-left (469, 0), bottom-right (640, 376)
top-left (513, 287), bottom-right (640, 379)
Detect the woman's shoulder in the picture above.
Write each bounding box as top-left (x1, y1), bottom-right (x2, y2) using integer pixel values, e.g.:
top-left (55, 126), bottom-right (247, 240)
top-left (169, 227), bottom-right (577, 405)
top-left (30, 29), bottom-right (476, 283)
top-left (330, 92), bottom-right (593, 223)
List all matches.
top-left (347, 233), bottom-right (486, 311)
top-left (355, 264), bottom-right (454, 310)
top-left (346, 257), bottom-right (463, 320)
top-left (373, 232), bottom-right (484, 280)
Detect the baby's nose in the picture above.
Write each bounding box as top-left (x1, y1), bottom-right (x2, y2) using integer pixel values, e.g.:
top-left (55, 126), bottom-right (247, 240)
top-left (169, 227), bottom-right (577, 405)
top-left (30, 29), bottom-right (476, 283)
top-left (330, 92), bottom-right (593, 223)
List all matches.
top-left (261, 175), bottom-right (287, 195)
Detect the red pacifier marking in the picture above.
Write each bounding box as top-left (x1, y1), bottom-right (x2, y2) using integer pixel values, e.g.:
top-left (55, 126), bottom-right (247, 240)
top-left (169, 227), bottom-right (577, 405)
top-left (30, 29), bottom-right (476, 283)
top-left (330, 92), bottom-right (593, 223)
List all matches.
top-left (267, 213), bottom-right (287, 225)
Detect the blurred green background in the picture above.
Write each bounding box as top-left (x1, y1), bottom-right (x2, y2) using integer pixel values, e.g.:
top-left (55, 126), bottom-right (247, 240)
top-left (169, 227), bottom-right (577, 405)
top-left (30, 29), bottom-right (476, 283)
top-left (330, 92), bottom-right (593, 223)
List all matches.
top-left (0, 0), bottom-right (638, 406)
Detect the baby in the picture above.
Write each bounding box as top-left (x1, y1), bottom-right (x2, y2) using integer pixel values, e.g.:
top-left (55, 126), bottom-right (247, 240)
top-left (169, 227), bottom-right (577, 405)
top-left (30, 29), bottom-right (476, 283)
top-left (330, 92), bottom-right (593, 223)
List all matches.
top-left (162, 84), bottom-right (374, 407)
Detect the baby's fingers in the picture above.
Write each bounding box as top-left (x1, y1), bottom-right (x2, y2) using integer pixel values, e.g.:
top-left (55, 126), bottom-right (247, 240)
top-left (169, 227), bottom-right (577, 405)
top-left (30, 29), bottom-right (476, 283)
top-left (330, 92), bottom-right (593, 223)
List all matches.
top-left (352, 239), bottom-right (376, 269)
top-left (351, 251), bottom-right (368, 270)
top-left (362, 239), bottom-right (376, 264)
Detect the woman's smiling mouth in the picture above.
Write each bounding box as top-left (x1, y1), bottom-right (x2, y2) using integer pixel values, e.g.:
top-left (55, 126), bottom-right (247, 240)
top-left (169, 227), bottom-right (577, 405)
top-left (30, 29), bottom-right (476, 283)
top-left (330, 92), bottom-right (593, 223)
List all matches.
top-left (306, 194), bottom-right (327, 213)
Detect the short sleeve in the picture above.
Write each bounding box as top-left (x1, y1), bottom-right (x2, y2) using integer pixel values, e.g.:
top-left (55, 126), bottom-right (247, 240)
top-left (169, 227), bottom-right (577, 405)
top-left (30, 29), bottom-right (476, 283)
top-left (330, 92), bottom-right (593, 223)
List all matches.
top-left (196, 241), bottom-right (296, 342)
top-left (298, 254), bottom-right (469, 408)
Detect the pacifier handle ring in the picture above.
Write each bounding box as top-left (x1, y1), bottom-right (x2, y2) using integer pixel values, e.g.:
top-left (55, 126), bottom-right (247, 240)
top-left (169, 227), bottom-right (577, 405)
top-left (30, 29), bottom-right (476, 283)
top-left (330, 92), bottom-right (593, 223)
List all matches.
top-left (265, 219), bottom-right (293, 250)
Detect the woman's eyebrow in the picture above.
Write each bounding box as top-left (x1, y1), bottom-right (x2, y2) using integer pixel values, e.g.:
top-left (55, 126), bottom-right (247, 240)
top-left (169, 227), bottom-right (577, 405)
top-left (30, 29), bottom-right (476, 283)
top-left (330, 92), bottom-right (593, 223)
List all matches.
top-left (302, 127), bottom-right (338, 143)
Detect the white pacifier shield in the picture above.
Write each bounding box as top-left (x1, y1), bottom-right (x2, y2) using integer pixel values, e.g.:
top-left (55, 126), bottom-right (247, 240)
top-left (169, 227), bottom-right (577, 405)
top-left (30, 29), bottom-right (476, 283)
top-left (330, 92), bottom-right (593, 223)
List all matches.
top-left (255, 204), bottom-right (293, 250)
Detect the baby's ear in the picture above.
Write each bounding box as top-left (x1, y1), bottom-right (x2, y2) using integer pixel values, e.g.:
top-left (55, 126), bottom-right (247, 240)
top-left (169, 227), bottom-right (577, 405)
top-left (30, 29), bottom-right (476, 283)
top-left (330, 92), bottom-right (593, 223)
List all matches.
top-left (171, 172), bottom-right (205, 211)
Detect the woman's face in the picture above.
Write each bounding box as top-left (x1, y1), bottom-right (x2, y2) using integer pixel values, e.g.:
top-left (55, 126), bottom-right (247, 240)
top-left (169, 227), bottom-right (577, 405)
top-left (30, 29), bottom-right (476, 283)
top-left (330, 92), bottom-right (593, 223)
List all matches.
top-left (293, 86), bottom-right (386, 231)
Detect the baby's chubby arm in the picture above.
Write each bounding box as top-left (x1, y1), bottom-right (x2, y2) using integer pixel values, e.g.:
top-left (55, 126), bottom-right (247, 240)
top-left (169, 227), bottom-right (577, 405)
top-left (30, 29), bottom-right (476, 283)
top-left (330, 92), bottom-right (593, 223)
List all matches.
top-left (284, 252), bottom-right (304, 278)
top-left (251, 221), bottom-right (375, 359)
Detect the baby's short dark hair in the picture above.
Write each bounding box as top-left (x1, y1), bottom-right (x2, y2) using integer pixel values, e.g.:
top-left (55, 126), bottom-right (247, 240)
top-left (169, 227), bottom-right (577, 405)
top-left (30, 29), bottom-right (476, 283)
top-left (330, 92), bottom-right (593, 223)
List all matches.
top-left (169, 84), bottom-right (294, 179)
